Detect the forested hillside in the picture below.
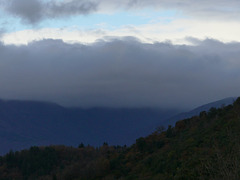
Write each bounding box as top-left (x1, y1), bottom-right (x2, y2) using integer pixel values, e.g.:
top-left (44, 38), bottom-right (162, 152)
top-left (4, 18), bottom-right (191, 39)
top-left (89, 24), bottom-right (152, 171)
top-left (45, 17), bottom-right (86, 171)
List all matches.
top-left (1, 98), bottom-right (240, 180)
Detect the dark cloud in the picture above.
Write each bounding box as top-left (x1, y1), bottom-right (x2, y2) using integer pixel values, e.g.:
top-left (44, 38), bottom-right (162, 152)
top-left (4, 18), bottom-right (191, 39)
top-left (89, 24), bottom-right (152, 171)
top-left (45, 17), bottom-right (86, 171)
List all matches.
top-left (0, 38), bottom-right (239, 109)
top-left (3, 0), bottom-right (98, 24)
top-left (7, 0), bottom-right (43, 24)
top-left (46, 0), bottom-right (98, 18)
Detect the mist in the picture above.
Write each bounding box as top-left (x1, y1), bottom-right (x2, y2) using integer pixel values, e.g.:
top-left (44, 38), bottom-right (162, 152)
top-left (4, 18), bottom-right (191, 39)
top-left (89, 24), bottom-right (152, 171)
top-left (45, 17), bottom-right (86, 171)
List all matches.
top-left (0, 38), bottom-right (239, 109)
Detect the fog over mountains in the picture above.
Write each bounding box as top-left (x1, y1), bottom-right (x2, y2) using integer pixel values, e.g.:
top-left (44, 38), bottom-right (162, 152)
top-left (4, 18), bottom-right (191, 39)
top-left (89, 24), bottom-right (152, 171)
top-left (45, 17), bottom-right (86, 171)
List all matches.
top-left (0, 97), bottom-right (235, 155)
top-left (0, 39), bottom-right (240, 110)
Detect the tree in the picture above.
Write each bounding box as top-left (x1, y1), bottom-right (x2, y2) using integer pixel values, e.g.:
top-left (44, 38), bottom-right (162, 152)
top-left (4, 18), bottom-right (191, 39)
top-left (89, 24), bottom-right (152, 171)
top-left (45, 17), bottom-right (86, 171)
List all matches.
top-left (78, 143), bottom-right (85, 148)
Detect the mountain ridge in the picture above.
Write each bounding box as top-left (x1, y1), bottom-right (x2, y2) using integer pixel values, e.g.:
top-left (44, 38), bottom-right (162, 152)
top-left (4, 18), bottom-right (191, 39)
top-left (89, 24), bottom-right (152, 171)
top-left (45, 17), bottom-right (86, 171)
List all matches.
top-left (0, 100), bottom-right (179, 155)
top-left (0, 97), bottom-right (236, 155)
top-left (1, 97), bottom-right (239, 179)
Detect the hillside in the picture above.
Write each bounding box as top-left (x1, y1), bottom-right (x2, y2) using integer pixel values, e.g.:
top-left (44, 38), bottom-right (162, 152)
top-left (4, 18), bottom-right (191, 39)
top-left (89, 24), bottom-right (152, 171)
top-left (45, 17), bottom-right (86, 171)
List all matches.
top-left (1, 97), bottom-right (240, 180)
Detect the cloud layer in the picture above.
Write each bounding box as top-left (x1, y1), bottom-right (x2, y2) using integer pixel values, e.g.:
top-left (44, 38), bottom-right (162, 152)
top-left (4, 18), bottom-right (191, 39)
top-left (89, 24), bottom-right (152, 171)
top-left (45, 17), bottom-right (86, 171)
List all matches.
top-left (0, 38), bottom-right (239, 109)
top-left (1, 0), bottom-right (240, 24)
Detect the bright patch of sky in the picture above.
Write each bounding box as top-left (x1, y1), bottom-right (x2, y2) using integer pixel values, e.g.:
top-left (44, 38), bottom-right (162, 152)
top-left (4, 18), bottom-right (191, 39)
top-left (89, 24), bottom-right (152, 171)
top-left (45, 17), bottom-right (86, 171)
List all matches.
top-left (1, 9), bottom-right (178, 32)
top-left (0, 12), bottom-right (30, 33)
top-left (0, 7), bottom-right (185, 45)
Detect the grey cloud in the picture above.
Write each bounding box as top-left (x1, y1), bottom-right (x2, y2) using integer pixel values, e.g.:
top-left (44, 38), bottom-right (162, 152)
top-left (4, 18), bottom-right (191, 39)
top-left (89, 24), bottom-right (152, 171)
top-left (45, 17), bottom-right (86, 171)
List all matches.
top-left (7, 0), bottom-right (43, 24)
top-left (1, 0), bottom-right (240, 24)
top-left (3, 0), bottom-right (98, 24)
top-left (47, 0), bottom-right (98, 18)
top-left (0, 38), bottom-right (239, 110)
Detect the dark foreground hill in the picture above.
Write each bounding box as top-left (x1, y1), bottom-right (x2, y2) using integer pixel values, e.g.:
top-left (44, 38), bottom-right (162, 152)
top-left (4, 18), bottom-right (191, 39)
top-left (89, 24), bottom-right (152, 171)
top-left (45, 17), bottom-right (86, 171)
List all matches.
top-left (1, 97), bottom-right (240, 180)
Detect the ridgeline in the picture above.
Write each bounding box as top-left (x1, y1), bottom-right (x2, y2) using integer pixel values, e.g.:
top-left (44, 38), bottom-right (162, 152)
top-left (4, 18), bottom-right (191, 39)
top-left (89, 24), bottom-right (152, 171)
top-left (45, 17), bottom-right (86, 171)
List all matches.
top-left (1, 98), bottom-right (240, 180)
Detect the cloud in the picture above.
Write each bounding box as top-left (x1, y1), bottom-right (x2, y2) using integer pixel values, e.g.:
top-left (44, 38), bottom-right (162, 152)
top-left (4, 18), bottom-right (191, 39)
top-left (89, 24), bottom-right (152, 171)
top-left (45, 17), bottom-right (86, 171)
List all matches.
top-left (6, 0), bottom-right (43, 24)
top-left (0, 38), bottom-right (239, 109)
top-left (1, 0), bottom-right (240, 24)
top-left (47, 0), bottom-right (98, 18)
top-left (3, 0), bottom-right (98, 24)
top-left (99, 0), bottom-right (240, 18)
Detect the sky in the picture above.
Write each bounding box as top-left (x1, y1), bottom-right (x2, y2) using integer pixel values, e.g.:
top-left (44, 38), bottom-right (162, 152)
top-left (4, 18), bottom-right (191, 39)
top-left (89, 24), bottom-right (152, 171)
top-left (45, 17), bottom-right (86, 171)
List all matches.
top-left (0, 0), bottom-right (240, 110)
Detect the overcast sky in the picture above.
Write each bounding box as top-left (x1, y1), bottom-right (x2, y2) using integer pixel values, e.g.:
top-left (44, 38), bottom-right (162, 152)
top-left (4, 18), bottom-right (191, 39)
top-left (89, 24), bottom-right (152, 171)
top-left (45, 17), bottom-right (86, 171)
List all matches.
top-left (0, 0), bottom-right (239, 110)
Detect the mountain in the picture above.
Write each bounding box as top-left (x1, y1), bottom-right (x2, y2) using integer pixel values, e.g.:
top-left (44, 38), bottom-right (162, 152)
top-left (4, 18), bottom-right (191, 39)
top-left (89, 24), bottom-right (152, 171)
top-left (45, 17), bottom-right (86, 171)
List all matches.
top-left (164, 97), bottom-right (236, 126)
top-left (0, 99), bottom-right (179, 155)
top-left (0, 97), bottom-right (235, 155)
top-left (1, 97), bottom-right (240, 180)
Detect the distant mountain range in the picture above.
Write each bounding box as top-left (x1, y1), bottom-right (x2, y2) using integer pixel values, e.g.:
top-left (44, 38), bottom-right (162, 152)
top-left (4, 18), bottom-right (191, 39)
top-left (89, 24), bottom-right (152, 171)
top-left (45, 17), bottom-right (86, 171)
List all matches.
top-left (0, 97), bottom-right (236, 155)
top-left (0, 99), bottom-right (179, 155)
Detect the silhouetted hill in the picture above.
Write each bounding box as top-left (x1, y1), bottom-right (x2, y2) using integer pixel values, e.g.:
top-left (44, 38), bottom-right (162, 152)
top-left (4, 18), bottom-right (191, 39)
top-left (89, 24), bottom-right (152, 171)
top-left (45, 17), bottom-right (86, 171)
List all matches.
top-left (0, 99), bottom-right (179, 155)
top-left (1, 97), bottom-right (240, 179)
